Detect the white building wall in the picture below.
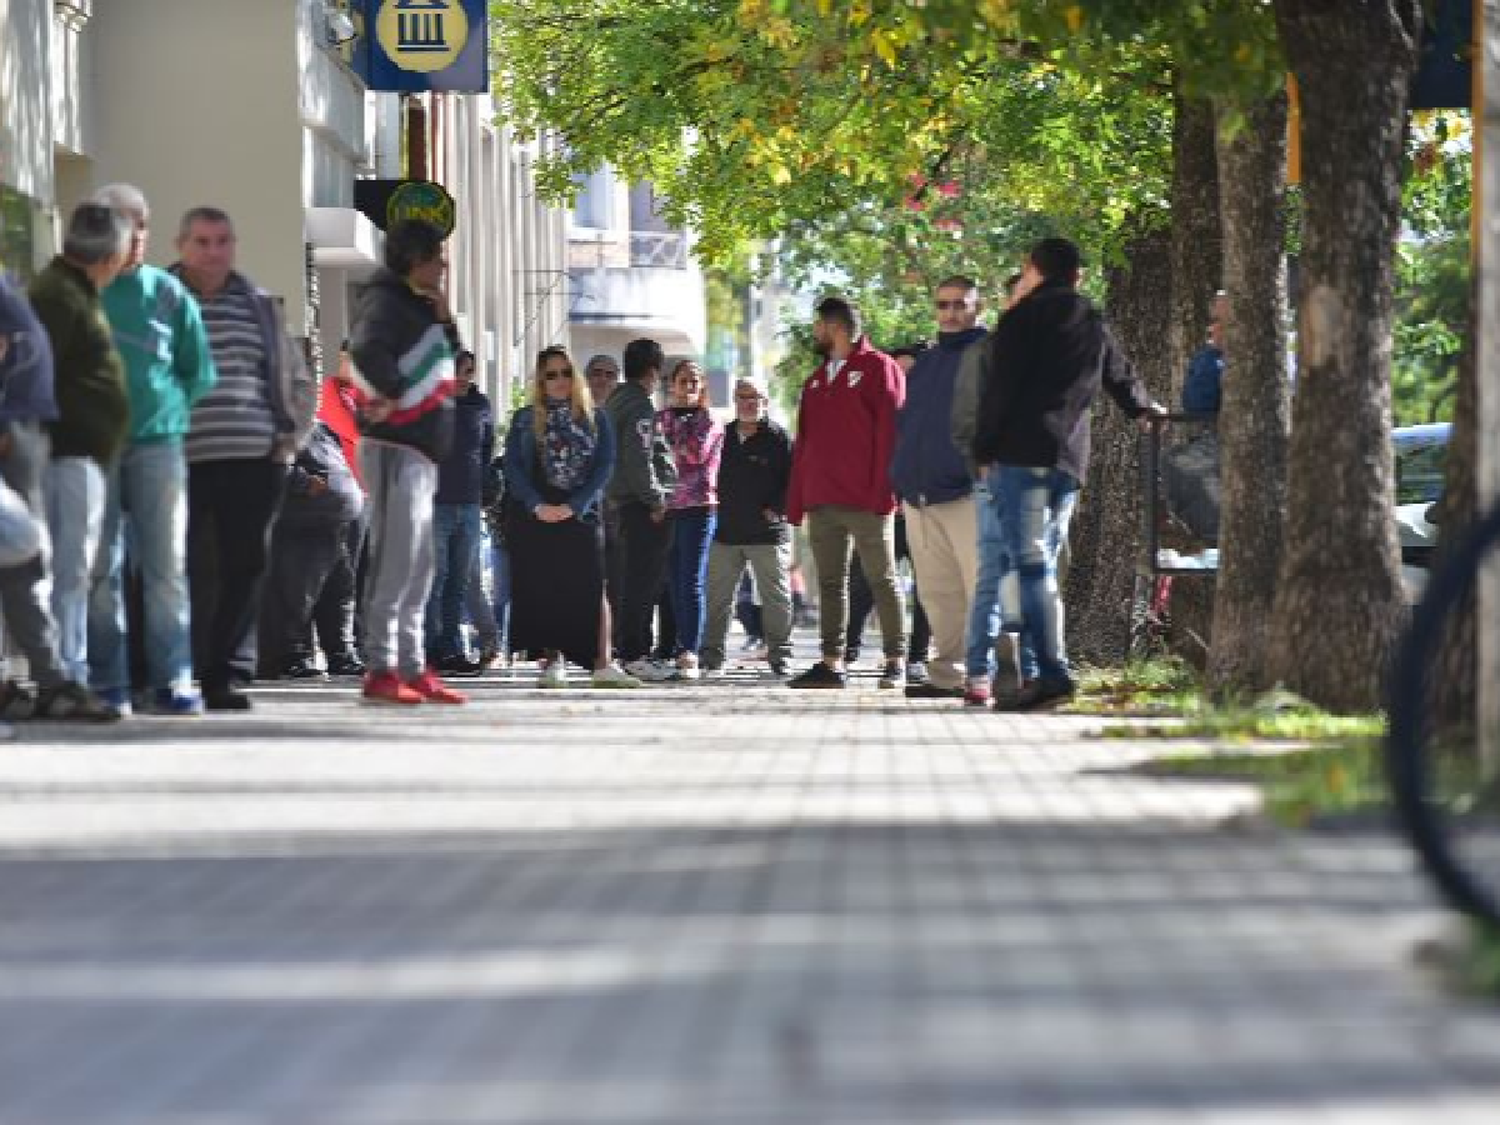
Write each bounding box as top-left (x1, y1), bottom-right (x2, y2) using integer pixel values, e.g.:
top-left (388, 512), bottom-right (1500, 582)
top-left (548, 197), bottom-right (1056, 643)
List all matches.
top-left (90, 0), bottom-right (309, 331)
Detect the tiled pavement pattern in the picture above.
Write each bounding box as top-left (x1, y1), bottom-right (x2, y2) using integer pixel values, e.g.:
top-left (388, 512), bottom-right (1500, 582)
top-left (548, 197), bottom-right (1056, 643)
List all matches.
top-left (0, 659), bottom-right (1498, 1123)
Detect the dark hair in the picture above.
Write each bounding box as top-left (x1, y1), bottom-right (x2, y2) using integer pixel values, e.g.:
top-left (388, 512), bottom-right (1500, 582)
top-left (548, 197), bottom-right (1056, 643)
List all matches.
top-left (815, 295), bottom-right (861, 338)
top-left (456, 349), bottom-right (476, 368)
top-left (623, 337), bottom-right (665, 382)
top-left (1028, 237), bottom-right (1084, 284)
top-left (1003, 272), bottom-right (1023, 296)
top-left (936, 275), bottom-right (978, 295)
top-left (63, 203), bottom-right (132, 265)
top-left (385, 219), bottom-right (446, 277)
top-left (177, 206), bottom-right (233, 241)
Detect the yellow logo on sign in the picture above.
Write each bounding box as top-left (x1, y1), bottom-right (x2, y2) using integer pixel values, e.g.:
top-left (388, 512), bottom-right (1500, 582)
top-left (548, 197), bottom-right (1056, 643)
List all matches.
top-left (376, 0), bottom-right (468, 73)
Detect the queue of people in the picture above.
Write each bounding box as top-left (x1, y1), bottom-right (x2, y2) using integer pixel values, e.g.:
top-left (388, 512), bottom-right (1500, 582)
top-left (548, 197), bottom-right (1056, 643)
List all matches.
top-left (0, 215), bottom-right (1159, 729)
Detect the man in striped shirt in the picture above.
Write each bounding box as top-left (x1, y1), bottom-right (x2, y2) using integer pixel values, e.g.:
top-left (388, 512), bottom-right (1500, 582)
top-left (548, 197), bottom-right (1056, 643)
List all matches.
top-left (173, 207), bottom-right (316, 711)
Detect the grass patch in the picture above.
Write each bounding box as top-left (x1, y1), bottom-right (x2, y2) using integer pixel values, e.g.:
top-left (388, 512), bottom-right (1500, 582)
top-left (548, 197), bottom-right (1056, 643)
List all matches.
top-left (1068, 656), bottom-right (1204, 714)
top-left (1106, 709), bottom-right (1385, 743)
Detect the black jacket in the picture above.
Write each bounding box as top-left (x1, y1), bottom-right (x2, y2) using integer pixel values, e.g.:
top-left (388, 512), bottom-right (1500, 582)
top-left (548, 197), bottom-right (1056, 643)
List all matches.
top-left (973, 282), bottom-right (1153, 482)
top-left (278, 421), bottom-right (363, 532)
top-left (436, 384), bottom-right (494, 505)
top-left (348, 268), bottom-right (460, 462)
top-left (715, 418), bottom-right (793, 546)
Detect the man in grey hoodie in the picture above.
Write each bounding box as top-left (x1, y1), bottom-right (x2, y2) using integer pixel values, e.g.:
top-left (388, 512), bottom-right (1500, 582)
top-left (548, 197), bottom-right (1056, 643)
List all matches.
top-left (604, 337), bottom-right (677, 678)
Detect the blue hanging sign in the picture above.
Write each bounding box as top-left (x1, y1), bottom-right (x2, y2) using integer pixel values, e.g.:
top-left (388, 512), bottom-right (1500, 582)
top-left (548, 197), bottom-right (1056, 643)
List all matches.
top-left (353, 0), bottom-right (489, 94)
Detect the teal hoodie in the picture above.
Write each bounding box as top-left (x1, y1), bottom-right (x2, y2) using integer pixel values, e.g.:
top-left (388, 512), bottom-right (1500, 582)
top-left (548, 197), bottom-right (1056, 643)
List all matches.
top-left (100, 264), bottom-right (217, 443)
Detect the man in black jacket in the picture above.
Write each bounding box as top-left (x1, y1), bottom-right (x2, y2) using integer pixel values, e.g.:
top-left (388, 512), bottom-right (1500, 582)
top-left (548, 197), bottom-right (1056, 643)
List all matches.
top-left (701, 379), bottom-right (794, 677)
top-left (973, 237), bottom-right (1162, 710)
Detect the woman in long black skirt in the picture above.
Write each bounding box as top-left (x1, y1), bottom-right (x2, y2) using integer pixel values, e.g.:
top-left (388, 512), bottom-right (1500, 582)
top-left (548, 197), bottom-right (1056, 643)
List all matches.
top-left (504, 347), bottom-right (641, 689)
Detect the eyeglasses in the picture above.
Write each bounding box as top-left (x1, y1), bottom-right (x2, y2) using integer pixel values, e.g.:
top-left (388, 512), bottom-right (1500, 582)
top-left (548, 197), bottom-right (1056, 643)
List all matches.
top-left (935, 299), bottom-right (972, 311)
top-left (543, 367), bottom-right (574, 381)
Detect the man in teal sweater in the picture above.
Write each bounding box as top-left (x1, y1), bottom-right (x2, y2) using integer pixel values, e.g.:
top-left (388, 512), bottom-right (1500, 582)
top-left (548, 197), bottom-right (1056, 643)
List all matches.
top-left (88, 184), bottom-right (217, 716)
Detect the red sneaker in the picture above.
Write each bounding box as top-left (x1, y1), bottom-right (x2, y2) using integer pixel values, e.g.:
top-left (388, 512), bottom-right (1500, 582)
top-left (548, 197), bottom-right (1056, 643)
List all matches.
top-left (406, 668), bottom-right (468, 705)
top-left (363, 670), bottom-right (424, 705)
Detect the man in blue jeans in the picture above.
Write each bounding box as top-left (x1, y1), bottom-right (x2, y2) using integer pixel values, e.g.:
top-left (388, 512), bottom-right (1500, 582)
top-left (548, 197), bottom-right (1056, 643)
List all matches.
top-left (972, 237), bottom-right (1162, 711)
top-left (426, 349), bottom-right (492, 675)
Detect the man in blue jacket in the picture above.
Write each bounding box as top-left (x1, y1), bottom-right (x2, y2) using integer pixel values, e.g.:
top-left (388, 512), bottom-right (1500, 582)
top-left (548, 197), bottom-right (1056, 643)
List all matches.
top-left (890, 276), bottom-right (988, 700)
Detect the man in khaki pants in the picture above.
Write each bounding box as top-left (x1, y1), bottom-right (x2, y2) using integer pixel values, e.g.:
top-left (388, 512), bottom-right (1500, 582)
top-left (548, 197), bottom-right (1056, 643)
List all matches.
top-left (785, 296), bottom-right (907, 690)
top-left (890, 276), bottom-right (989, 699)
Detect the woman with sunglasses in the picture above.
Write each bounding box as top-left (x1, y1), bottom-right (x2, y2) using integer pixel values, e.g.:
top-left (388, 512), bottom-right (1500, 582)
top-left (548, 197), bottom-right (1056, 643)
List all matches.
top-left (503, 347), bottom-right (640, 688)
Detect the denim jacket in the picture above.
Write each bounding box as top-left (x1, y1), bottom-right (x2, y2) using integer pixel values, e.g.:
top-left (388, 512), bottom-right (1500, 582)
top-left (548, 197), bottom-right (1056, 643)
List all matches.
top-left (503, 405), bottom-right (616, 522)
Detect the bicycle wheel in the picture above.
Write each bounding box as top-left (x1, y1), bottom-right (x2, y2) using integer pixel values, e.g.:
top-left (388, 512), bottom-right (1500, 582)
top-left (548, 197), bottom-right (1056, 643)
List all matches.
top-left (1386, 501), bottom-right (1500, 929)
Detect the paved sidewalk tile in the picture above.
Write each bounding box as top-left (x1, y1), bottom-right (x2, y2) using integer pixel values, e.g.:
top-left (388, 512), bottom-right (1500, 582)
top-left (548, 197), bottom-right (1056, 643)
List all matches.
top-left (0, 664), bottom-right (1496, 1123)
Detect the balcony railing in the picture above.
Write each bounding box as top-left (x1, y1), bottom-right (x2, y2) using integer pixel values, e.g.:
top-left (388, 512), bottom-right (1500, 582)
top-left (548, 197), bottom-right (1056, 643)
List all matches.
top-left (630, 231), bottom-right (689, 269)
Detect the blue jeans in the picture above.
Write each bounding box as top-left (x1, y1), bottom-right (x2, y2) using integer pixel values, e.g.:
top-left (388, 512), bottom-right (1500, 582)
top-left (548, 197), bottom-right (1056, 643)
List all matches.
top-left (426, 502), bottom-right (482, 660)
top-left (464, 525), bottom-right (510, 652)
top-left (666, 508), bottom-right (716, 654)
top-left (44, 456), bottom-right (106, 684)
top-left (89, 441), bottom-right (193, 693)
top-left (970, 471), bottom-right (1036, 681)
top-left (993, 466), bottom-right (1080, 686)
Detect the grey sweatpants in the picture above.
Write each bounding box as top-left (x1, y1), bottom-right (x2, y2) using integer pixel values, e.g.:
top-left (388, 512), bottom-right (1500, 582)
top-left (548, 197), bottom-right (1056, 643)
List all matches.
top-left (359, 441), bottom-right (437, 679)
top-left (0, 421), bottom-right (66, 688)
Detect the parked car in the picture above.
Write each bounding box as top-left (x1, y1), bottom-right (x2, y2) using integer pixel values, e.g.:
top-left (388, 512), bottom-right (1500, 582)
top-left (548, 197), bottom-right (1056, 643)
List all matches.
top-left (1394, 422), bottom-right (1451, 604)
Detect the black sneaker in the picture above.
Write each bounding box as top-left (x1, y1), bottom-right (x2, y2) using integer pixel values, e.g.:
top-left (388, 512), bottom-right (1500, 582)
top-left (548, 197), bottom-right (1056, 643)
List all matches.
top-left (787, 661), bottom-right (847, 690)
top-left (0, 680), bottom-right (36, 720)
top-left (204, 684), bottom-right (253, 712)
top-left (35, 682), bottom-right (122, 722)
top-left (437, 654), bottom-right (484, 677)
top-left (326, 655), bottom-right (366, 677)
top-left (997, 677), bottom-right (1076, 713)
top-left (282, 660), bottom-right (329, 682)
top-left (904, 682), bottom-right (963, 700)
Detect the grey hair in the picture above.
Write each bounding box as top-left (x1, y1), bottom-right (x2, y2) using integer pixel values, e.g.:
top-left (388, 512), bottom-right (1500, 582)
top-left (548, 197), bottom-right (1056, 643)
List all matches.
top-left (62, 203), bottom-right (133, 265)
top-left (91, 183), bottom-right (150, 221)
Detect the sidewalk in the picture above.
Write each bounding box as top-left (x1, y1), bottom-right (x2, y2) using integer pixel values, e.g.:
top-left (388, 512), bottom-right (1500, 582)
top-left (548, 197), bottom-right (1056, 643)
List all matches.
top-left (0, 661), bottom-right (1496, 1123)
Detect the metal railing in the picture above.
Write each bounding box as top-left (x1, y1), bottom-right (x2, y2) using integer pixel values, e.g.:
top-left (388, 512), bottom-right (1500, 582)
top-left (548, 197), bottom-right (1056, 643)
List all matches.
top-left (629, 231), bottom-right (689, 269)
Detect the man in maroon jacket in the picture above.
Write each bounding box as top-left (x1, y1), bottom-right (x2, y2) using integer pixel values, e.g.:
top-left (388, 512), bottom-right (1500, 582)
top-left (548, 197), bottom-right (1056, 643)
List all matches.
top-left (786, 296), bottom-right (907, 690)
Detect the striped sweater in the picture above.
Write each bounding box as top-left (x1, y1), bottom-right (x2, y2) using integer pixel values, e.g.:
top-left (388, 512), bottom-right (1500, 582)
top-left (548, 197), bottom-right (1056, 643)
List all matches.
top-left (348, 268), bottom-right (459, 463)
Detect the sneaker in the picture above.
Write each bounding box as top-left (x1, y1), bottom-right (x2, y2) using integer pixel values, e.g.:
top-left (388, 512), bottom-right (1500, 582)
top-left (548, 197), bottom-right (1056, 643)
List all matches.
top-left (788, 661), bottom-right (847, 690)
top-left (203, 684), bottom-right (253, 712)
top-left (963, 678), bottom-right (991, 708)
top-left (766, 658), bottom-right (790, 680)
top-left (363, 670), bottom-right (423, 706)
top-left (905, 661), bottom-right (929, 685)
top-left (844, 646), bottom-right (862, 668)
top-left (34, 682), bottom-right (122, 722)
top-left (878, 660), bottom-right (906, 690)
top-left (479, 645), bottom-right (504, 670)
top-left (438, 654), bottom-right (484, 678)
top-left (539, 661), bottom-right (568, 689)
top-left (96, 687), bottom-right (134, 718)
top-left (675, 653), bottom-right (701, 681)
top-left (701, 663), bottom-right (725, 680)
top-left (904, 681), bottom-right (962, 700)
top-left (0, 680), bottom-right (36, 720)
top-left (625, 658), bottom-right (678, 683)
top-left (281, 660), bottom-right (329, 682)
top-left (153, 687), bottom-right (204, 716)
top-left (991, 672), bottom-right (1025, 712)
top-left (406, 668), bottom-right (468, 705)
top-left (592, 663), bottom-right (642, 689)
top-left (326, 655), bottom-right (366, 678)
top-left (990, 678), bottom-right (1074, 714)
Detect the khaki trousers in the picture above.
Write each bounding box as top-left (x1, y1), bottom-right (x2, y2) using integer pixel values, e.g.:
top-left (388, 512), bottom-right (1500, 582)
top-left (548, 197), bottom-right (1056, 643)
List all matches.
top-left (903, 498), bottom-right (979, 689)
top-left (806, 505), bottom-right (905, 660)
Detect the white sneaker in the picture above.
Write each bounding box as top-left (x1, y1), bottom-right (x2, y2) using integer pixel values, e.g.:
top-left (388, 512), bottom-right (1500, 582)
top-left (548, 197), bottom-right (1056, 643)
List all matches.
top-left (878, 660), bottom-right (906, 690)
top-left (625, 658), bottom-right (676, 683)
top-left (592, 663), bottom-right (642, 689)
top-left (675, 653), bottom-right (701, 681)
top-left (539, 661), bottom-right (568, 689)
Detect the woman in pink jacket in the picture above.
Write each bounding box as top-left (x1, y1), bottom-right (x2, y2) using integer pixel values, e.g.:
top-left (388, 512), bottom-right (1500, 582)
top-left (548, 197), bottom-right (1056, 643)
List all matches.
top-left (657, 360), bottom-right (724, 680)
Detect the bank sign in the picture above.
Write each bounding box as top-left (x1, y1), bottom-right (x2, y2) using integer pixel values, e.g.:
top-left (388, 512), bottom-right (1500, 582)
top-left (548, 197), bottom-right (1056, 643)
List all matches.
top-left (353, 0), bottom-right (488, 93)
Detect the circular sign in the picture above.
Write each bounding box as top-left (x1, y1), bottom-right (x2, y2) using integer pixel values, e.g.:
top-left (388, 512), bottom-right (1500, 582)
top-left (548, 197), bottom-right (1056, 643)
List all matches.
top-left (376, 0), bottom-right (469, 74)
top-left (388, 181), bottom-right (456, 238)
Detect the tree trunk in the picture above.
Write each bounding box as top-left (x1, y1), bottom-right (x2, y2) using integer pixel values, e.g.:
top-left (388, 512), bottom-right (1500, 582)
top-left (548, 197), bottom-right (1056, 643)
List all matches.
top-left (1265, 0), bottom-right (1421, 712)
top-left (1169, 91), bottom-right (1224, 392)
top-left (1065, 225), bottom-right (1174, 666)
top-left (1207, 93), bottom-right (1291, 695)
top-left (1165, 89), bottom-right (1225, 668)
top-left (1430, 282), bottom-right (1478, 729)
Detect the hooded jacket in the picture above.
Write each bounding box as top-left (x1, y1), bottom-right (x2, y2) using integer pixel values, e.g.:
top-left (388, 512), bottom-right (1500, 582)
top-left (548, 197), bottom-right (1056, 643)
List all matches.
top-left (786, 336), bottom-right (904, 524)
top-left (890, 326), bottom-right (986, 506)
top-left (973, 282), bottom-right (1154, 482)
top-left (604, 378), bottom-right (676, 510)
top-left (348, 267), bottom-right (458, 463)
